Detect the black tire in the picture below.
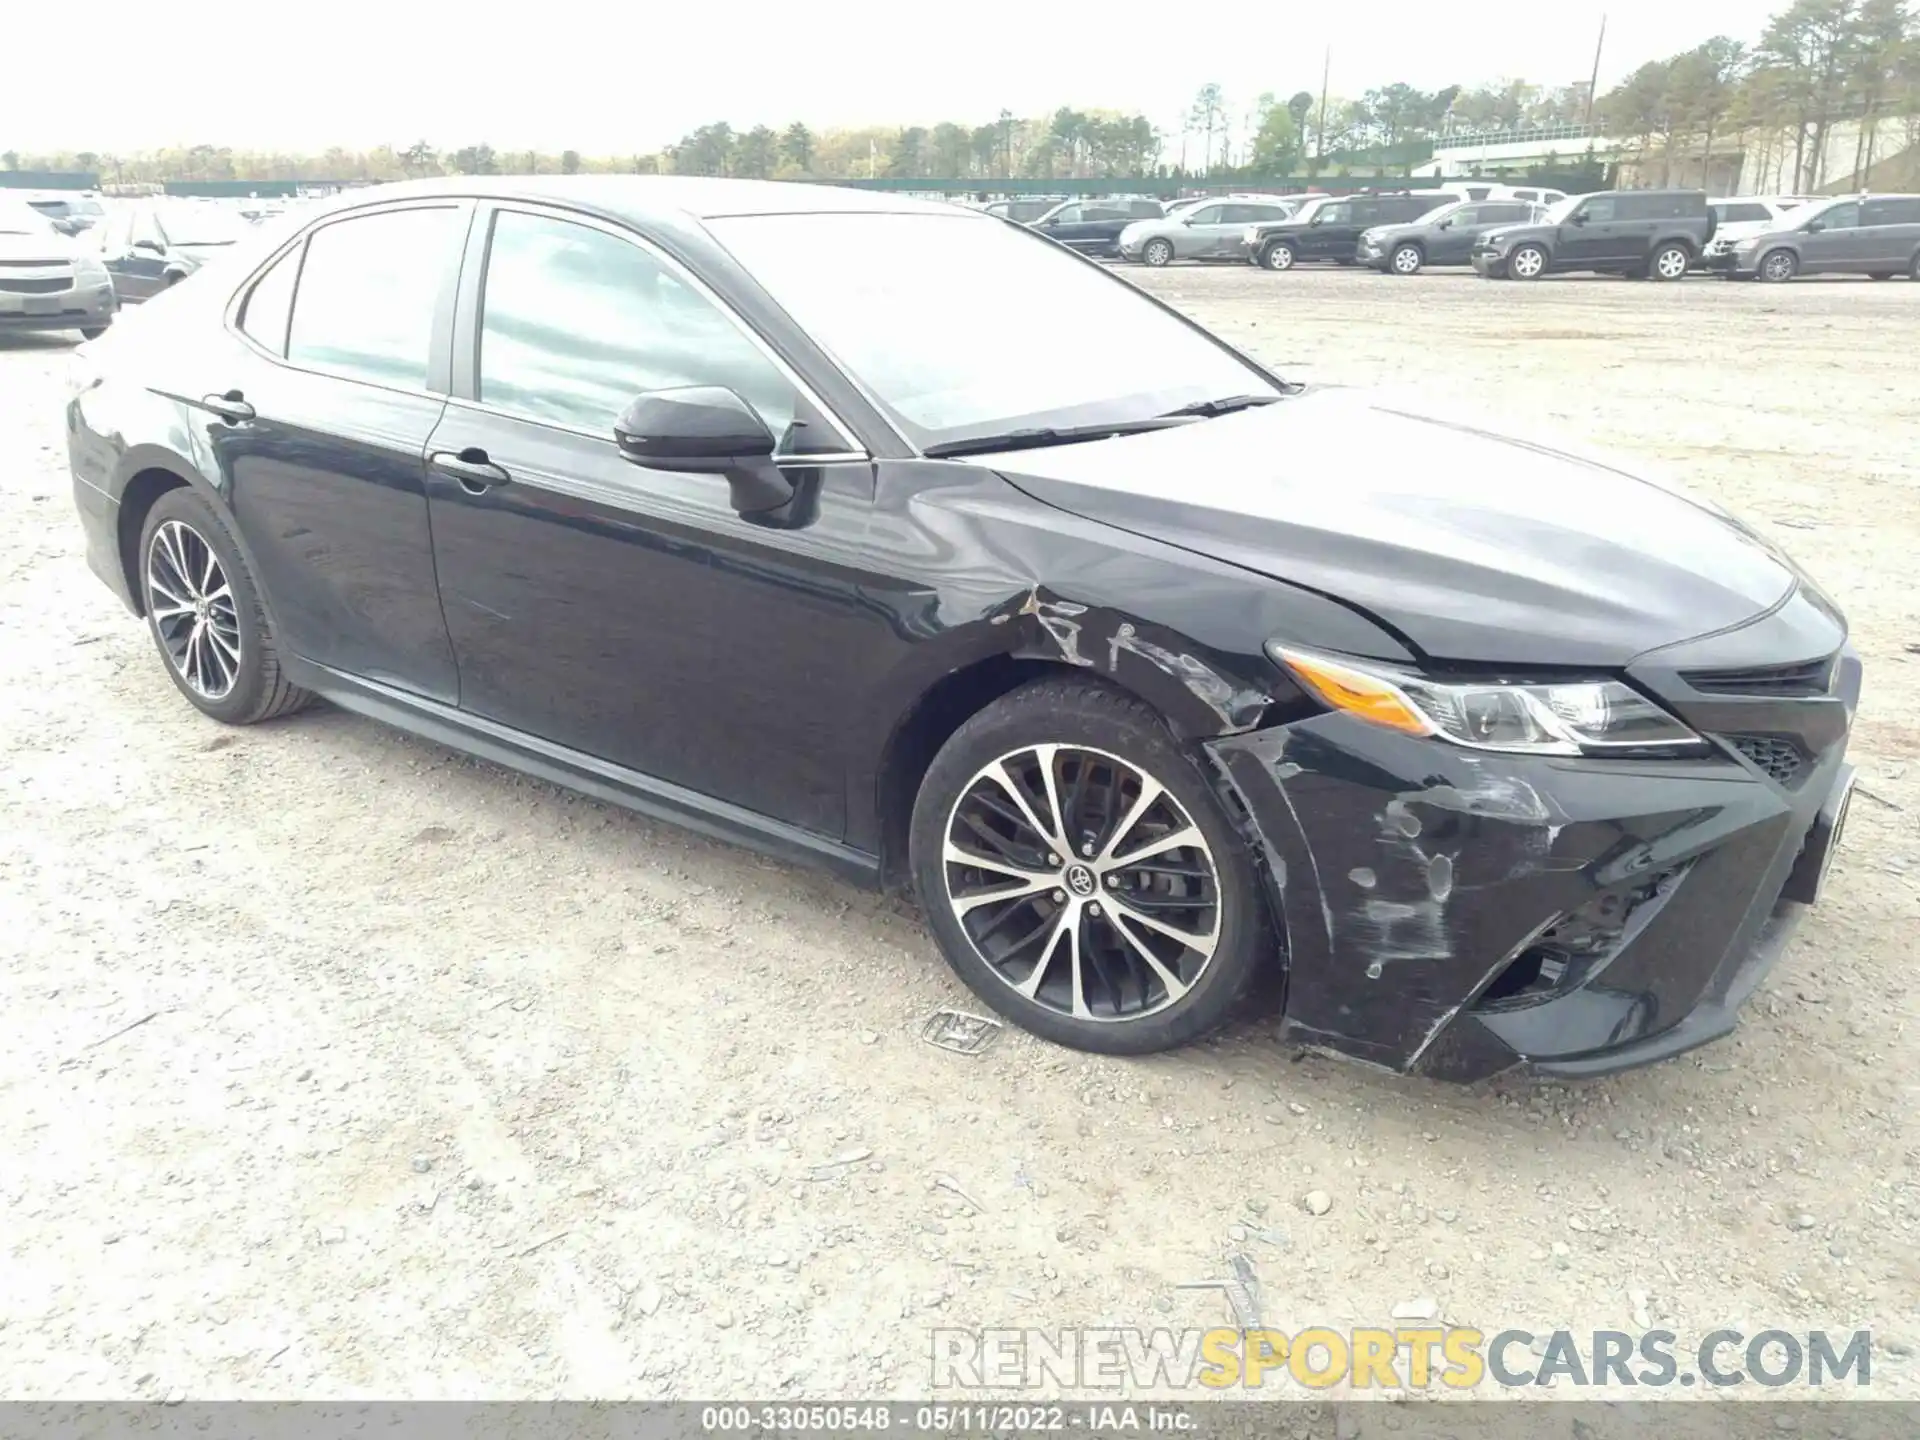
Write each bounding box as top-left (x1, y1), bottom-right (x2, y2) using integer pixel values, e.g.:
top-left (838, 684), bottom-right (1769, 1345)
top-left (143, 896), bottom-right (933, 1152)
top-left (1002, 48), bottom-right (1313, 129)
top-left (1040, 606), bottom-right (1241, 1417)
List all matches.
top-left (1757, 248), bottom-right (1798, 283)
top-left (1389, 243), bottom-right (1424, 276)
top-left (1649, 242), bottom-right (1692, 281)
top-left (1869, 271), bottom-right (1895, 281)
top-left (1141, 237), bottom-right (1175, 267)
top-left (908, 676), bottom-right (1273, 1055)
top-left (1507, 243), bottom-right (1548, 281)
top-left (138, 487), bottom-right (315, 725)
top-left (79, 326), bottom-right (107, 340)
top-left (1259, 240), bottom-right (1297, 271)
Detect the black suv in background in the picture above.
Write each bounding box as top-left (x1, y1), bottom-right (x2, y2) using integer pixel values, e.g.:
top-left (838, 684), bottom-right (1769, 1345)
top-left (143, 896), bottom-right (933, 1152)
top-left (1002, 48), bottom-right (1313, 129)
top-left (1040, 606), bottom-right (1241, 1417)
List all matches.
top-left (1472, 190), bottom-right (1715, 281)
top-left (1027, 197), bottom-right (1166, 257)
top-left (1245, 191), bottom-right (1455, 270)
top-left (1358, 198), bottom-right (1545, 274)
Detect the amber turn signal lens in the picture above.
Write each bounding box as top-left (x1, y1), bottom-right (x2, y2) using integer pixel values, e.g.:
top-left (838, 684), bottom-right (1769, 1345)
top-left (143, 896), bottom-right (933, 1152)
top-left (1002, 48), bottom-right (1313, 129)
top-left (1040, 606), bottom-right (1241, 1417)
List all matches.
top-left (1270, 647), bottom-right (1435, 737)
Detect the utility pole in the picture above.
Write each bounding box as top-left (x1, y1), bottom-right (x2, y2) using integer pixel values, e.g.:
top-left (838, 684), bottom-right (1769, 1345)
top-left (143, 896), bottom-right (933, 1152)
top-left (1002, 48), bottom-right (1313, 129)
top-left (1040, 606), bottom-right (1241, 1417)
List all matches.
top-left (1584, 14), bottom-right (1607, 127)
top-left (1316, 47), bottom-right (1332, 164)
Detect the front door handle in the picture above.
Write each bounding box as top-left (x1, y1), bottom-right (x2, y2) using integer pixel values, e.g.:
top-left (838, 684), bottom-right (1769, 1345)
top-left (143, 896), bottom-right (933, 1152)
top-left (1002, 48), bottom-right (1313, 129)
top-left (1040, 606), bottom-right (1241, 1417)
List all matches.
top-left (201, 390), bottom-right (254, 423)
top-left (429, 449), bottom-right (512, 492)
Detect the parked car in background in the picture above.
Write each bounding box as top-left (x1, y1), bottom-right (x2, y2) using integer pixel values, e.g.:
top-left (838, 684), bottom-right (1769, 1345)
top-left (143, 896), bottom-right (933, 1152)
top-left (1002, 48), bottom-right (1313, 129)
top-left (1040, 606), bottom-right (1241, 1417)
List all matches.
top-left (1730, 194), bottom-right (1920, 282)
top-left (65, 175), bottom-right (1858, 1077)
top-left (1433, 181), bottom-right (1567, 205)
top-left (95, 200), bottom-right (257, 302)
top-left (983, 197), bottom-right (1062, 224)
top-left (21, 192), bottom-right (107, 236)
top-left (1699, 196), bottom-right (1815, 272)
top-left (1471, 191), bottom-right (1714, 281)
top-left (1119, 196), bottom-right (1303, 266)
top-left (1028, 197), bottom-right (1166, 257)
top-left (1245, 191), bottom-right (1455, 271)
top-left (0, 199), bottom-right (116, 339)
top-left (1358, 198), bottom-right (1547, 274)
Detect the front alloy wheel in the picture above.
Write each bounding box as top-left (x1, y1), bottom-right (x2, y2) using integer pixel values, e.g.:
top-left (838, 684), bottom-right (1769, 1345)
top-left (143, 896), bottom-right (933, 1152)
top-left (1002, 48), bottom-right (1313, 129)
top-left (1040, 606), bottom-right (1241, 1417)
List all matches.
top-left (943, 744), bottom-right (1221, 1023)
top-left (1261, 241), bottom-right (1296, 271)
top-left (1142, 238), bottom-right (1174, 267)
top-left (1759, 248), bottom-right (1798, 283)
top-left (1390, 244), bottom-right (1424, 276)
top-left (1508, 244), bottom-right (1548, 280)
top-left (909, 678), bottom-right (1272, 1054)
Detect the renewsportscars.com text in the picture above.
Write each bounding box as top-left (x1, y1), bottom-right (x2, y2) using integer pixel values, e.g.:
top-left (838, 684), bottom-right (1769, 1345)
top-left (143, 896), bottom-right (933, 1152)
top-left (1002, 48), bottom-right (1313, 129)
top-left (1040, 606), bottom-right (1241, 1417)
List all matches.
top-left (931, 1326), bottom-right (1874, 1391)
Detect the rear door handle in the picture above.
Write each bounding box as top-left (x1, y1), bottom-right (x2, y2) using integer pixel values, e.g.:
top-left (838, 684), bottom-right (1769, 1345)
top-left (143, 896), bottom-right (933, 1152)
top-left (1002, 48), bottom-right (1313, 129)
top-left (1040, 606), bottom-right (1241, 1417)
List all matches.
top-left (429, 449), bottom-right (511, 492)
top-left (201, 391), bottom-right (254, 423)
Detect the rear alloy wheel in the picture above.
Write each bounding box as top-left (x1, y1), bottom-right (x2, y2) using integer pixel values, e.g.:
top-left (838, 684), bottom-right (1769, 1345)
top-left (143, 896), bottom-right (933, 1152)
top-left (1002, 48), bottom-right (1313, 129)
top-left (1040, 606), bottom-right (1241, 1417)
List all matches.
top-left (1507, 243), bottom-right (1548, 280)
top-left (1390, 243), bottom-right (1424, 276)
top-left (910, 679), bottom-right (1270, 1054)
top-left (1142, 237), bottom-right (1175, 267)
top-left (139, 487), bottom-right (315, 725)
top-left (1260, 241), bottom-right (1297, 271)
top-left (1650, 243), bottom-right (1692, 281)
top-left (1758, 248), bottom-right (1798, 283)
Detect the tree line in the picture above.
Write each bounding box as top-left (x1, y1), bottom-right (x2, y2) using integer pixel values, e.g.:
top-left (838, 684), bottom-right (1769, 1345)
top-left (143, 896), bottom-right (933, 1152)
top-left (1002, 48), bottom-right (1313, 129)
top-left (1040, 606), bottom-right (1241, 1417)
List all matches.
top-left (4, 0), bottom-right (1913, 190)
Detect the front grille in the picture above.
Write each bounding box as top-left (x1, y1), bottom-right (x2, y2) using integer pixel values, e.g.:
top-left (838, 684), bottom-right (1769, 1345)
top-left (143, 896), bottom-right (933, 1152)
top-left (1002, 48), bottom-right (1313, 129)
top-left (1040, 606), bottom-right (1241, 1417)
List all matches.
top-left (1728, 733), bottom-right (1809, 788)
top-left (0, 276), bottom-right (73, 295)
top-left (1683, 654), bottom-right (1835, 697)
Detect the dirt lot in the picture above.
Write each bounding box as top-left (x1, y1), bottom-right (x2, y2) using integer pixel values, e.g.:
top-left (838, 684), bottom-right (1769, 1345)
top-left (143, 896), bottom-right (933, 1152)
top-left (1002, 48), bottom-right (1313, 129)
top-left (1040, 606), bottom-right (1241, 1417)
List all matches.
top-left (2, 267), bottom-right (1917, 1404)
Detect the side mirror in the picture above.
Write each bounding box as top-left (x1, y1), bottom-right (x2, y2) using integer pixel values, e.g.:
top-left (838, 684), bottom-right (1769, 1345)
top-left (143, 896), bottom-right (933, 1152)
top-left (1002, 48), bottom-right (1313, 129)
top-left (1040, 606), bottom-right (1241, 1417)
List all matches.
top-left (1437, 218), bottom-right (1453, 230)
top-left (613, 386), bottom-right (792, 515)
top-left (1805, 219), bottom-right (1825, 233)
top-left (1569, 212), bottom-right (1588, 226)
top-left (133, 238), bottom-right (166, 253)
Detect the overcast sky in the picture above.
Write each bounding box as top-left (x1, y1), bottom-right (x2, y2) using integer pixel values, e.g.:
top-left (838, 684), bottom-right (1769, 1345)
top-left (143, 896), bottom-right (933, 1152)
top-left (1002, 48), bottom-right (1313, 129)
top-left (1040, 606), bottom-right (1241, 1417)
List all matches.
top-left (6, 0), bottom-right (1784, 156)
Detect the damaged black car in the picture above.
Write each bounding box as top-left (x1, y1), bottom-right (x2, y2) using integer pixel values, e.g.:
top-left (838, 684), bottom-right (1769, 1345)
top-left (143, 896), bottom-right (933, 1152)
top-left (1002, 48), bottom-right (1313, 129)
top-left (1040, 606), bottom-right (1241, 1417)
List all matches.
top-left (65, 177), bottom-right (1859, 1081)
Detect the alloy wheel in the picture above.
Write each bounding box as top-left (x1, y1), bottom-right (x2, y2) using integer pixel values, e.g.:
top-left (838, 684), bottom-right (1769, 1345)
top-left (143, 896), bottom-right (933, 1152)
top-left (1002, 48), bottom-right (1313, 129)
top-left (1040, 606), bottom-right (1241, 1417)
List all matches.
top-left (1510, 245), bottom-right (1546, 280)
top-left (942, 744), bottom-right (1221, 1022)
top-left (1391, 245), bottom-right (1422, 275)
top-left (1761, 250), bottom-right (1796, 283)
top-left (145, 519), bottom-right (242, 700)
top-left (1264, 244), bottom-right (1295, 271)
top-left (1143, 239), bottom-right (1173, 267)
top-left (1654, 246), bottom-right (1689, 280)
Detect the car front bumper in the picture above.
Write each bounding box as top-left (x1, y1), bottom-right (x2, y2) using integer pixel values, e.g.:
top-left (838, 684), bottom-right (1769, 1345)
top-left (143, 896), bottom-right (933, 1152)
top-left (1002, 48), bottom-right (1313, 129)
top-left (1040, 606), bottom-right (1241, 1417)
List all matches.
top-left (1700, 248), bottom-right (1739, 272)
top-left (1469, 250), bottom-right (1507, 276)
top-left (1207, 594), bottom-right (1859, 1082)
top-left (0, 280), bottom-right (116, 332)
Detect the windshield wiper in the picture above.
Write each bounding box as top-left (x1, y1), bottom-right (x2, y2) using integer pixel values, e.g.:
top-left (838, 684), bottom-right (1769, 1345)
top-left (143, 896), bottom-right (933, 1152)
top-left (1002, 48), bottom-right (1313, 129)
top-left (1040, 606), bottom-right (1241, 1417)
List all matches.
top-left (1157, 393), bottom-right (1284, 419)
top-left (922, 417), bottom-right (1188, 459)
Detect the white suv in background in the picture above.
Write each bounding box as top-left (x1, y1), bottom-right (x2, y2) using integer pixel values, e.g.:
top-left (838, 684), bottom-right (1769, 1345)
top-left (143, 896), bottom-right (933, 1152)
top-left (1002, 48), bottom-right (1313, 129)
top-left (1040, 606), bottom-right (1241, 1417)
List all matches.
top-left (1701, 196), bottom-right (1816, 272)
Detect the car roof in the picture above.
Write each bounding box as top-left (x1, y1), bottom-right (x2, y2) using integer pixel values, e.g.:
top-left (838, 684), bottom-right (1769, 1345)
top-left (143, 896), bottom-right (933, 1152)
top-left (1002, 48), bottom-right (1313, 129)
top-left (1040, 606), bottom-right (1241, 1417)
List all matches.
top-left (305, 175), bottom-right (978, 223)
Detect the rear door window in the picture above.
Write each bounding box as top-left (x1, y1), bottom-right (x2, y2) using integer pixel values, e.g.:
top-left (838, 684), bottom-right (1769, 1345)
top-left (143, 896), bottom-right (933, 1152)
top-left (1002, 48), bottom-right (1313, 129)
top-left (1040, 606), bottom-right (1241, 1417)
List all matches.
top-left (285, 206), bottom-right (460, 389)
top-left (1863, 197), bottom-right (1920, 225)
top-left (238, 243), bottom-right (304, 356)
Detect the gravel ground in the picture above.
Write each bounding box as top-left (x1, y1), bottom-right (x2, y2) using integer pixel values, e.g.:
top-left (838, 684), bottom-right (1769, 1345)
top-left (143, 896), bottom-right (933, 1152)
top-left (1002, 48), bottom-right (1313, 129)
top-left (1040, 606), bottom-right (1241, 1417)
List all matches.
top-left (2, 266), bottom-right (1917, 1404)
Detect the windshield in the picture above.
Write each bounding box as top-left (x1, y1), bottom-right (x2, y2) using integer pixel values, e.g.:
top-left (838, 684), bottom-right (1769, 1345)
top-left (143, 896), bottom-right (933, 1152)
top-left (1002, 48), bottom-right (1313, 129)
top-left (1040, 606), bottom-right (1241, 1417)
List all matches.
top-left (1541, 195), bottom-right (1585, 224)
top-left (709, 211), bottom-right (1278, 446)
top-left (0, 204), bottom-right (57, 237)
top-left (159, 206), bottom-right (252, 247)
top-left (1788, 199), bottom-right (1843, 230)
top-left (1287, 197), bottom-right (1328, 224)
top-left (1416, 201), bottom-right (1465, 225)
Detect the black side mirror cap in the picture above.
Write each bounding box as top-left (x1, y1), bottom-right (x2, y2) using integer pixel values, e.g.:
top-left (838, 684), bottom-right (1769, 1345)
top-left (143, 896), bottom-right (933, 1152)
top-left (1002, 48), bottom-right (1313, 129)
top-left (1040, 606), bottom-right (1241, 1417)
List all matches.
top-left (613, 385), bottom-right (792, 514)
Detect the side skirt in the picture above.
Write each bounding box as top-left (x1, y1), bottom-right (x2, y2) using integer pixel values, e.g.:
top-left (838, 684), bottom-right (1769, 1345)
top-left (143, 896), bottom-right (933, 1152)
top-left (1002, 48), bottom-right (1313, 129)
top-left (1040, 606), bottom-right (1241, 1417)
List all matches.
top-left (285, 658), bottom-right (883, 891)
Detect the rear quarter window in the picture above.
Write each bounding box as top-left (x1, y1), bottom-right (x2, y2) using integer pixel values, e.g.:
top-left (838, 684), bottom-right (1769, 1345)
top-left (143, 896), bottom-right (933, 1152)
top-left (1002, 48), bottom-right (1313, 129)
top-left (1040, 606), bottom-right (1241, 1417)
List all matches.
top-left (1864, 197), bottom-right (1920, 225)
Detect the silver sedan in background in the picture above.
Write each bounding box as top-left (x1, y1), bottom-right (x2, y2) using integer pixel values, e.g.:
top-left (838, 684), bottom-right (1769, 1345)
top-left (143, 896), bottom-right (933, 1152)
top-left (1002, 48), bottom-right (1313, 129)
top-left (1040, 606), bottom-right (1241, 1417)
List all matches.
top-left (1118, 196), bottom-right (1309, 266)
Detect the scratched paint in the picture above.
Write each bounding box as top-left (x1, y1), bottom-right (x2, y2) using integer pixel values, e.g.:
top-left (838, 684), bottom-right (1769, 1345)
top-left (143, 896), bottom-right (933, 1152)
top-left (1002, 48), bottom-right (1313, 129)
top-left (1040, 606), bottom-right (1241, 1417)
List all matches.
top-left (1107, 622), bottom-right (1269, 730)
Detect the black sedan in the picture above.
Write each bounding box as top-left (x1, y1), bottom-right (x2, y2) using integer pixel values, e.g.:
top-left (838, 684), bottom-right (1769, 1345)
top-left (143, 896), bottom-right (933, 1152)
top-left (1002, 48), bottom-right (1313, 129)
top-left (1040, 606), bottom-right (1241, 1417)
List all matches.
top-left (63, 177), bottom-right (1858, 1080)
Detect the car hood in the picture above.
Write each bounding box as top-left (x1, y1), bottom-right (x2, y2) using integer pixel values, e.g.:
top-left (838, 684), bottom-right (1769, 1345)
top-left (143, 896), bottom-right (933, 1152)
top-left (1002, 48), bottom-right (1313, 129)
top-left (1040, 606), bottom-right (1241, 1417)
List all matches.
top-left (971, 388), bottom-right (1797, 667)
top-left (1119, 220), bottom-right (1170, 244)
top-left (0, 232), bottom-right (75, 264)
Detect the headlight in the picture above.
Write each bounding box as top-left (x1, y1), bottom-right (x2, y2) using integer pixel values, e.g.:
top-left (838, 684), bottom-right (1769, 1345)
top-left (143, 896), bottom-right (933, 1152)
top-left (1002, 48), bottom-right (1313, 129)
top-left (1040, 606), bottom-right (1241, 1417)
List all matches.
top-left (1267, 645), bottom-right (1705, 756)
top-left (72, 251), bottom-right (110, 283)
top-left (1482, 232), bottom-right (1508, 247)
